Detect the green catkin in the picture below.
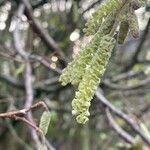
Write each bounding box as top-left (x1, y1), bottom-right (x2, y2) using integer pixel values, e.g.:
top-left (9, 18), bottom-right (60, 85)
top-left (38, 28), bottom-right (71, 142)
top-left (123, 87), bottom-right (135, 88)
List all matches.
top-left (72, 35), bottom-right (116, 124)
top-left (59, 63), bottom-right (74, 86)
top-left (60, 0), bottom-right (141, 124)
top-left (84, 0), bottom-right (121, 35)
top-left (59, 12), bottom-right (117, 86)
top-left (127, 8), bottom-right (139, 38)
top-left (39, 111), bottom-right (51, 135)
top-left (117, 21), bottom-right (129, 44)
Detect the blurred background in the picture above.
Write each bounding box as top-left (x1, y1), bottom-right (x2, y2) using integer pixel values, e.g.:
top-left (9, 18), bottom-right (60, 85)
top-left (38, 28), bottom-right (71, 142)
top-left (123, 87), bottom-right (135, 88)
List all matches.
top-left (0, 0), bottom-right (150, 149)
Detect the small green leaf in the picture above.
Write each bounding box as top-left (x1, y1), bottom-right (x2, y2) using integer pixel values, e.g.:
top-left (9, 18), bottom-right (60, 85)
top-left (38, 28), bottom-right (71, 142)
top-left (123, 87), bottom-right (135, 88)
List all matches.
top-left (39, 111), bottom-right (51, 135)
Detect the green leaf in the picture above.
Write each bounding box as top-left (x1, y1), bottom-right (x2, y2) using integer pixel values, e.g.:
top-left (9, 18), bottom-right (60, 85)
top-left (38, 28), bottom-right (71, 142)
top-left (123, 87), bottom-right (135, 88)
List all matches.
top-left (39, 111), bottom-right (51, 135)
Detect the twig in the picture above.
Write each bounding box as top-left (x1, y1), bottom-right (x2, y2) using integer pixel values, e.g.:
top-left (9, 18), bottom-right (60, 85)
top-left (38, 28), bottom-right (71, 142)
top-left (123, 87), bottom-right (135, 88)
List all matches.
top-left (20, 0), bottom-right (66, 64)
top-left (122, 18), bottom-right (150, 72)
top-left (6, 119), bottom-right (33, 150)
top-left (32, 0), bottom-right (49, 9)
top-left (13, 4), bottom-right (28, 59)
top-left (0, 51), bottom-right (23, 62)
top-left (29, 54), bottom-right (62, 74)
top-left (96, 88), bottom-right (150, 145)
top-left (0, 73), bottom-right (63, 93)
top-left (35, 77), bottom-right (59, 87)
top-left (111, 70), bottom-right (143, 82)
top-left (81, 0), bottom-right (102, 15)
top-left (102, 77), bottom-right (150, 90)
top-left (14, 115), bottom-right (42, 134)
top-left (24, 61), bottom-right (41, 149)
top-left (13, 4), bottom-right (41, 149)
top-left (0, 101), bottom-right (48, 118)
top-left (105, 108), bottom-right (135, 144)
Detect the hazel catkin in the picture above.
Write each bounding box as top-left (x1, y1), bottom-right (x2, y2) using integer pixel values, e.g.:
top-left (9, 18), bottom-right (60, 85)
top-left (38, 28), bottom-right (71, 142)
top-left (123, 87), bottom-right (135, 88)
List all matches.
top-left (59, 12), bottom-right (117, 86)
top-left (84, 0), bottom-right (121, 35)
top-left (72, 35), bottom-right (116, 124)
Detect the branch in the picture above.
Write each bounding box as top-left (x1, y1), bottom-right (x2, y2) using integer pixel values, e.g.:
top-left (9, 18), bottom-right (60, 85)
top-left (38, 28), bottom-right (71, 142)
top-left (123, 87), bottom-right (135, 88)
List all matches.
top-left (0, 73), bottom-right (64, 94)
top-left (24, 60), bottom-right (41, 149)
top-left (20, 0), bottom-right (66, 64)
top-left (6, 120), bottom-right (33, 150)
top-left (122, 18), bottom-right (150, 72)
top-left (29, 54), bottom-right (62, 74)
top-left (13, 4), bottom-right (28, 59)
top-left (0, 43), bottom-right (62, 74)
top-left (102, 77), bottom-right (150, 90)
top-left (0, 74), bottom-right (23, 89)
top-left (0, 101), bottom-right (48, 118)
top-left (96, 88), bottom-right (150, 145)
top-left (81, 0), bottom-right (102, 15)
top-left (13, 4), bottom-right (41, 149)
top-left (14, 115), bottom-right (42, 133)
top-left (111, 70), bottom-right (143, 82)
top-left (32, 0), bottom-right (50, 9)
top-left (105, 108), bottom-right (135, 144)
top-left (0, 101), bottom-right (48, 135)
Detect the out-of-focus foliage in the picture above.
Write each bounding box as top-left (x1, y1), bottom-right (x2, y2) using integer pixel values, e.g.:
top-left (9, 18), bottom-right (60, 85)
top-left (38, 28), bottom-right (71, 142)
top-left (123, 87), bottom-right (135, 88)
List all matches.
top-left (0, 0), bottom-right (150, 150)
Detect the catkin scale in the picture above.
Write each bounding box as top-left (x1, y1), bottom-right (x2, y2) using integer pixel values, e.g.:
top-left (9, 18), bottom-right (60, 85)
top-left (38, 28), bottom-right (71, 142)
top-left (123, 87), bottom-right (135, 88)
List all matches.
top-left (72, 35), bottom-right (116, 124)
top-left (117, 21), bottom-right (129, 44)
top-left (59, 12), bottom-right (116, 86)
top-left (84, 0), bottom-right (121, 35)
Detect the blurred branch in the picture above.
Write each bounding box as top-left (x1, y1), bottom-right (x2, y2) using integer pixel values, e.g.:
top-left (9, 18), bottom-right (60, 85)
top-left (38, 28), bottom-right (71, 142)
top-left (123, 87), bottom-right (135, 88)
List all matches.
top-left (0, 51), bottom-right (22, 62)
top-left (111, 70), bottom-right (144, 82)
top-left (6, 120), bottom-right (33, 150)
top-left (102, 77), bottom-right (150, 90)
top-left (20, 0), bottom-right (66, 64)
top-left (35, 77), bottom-right (59, 87)
top-left (0, 73), bottom-right (63, 93)
top-left (32, 0), bottom-right (50, 9)
top-left (24, 61), bottom-right (42, 149)
top-left (123, 18), bottom-right (150, 72)
top-left (29, 54), bottom-right (62, 74)
top-left (0, 43), bottom-right (62, 73)
top-left (24, 61), bottom-right (34, 109)
top-left (0, 74), bottom-right (23, 89)
top-left (13, 4), bottom-right (40, 149)
top-left (105, 108), bottom-right (135, 144)
top-left (81, 0), bottom-right (102, 15)
top-left (13, 4), bottom-right (28, 59)
top-left (96, 88), bottom-right (150, 145)
top-left (0, 101), bottom-right (47, 134)
top-left (0, 101), bottom-right (48, 118)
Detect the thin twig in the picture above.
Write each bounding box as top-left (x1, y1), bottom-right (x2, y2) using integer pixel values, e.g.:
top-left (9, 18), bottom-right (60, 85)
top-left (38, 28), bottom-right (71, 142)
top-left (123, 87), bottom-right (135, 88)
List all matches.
top-left (0, 101), bottom-right (48, 118)
top-left (96, 88), bottom-right (150, 145)
top-left (122, 18), bottom-right (150, 72)
top-left (105, 108), bottom-right (135, 144)
top-left (20, 0), bottom-right (66, 64)
top-left (102, 77), bottom-right (150, 90)
top-left (13, 115), bottom-right (42, 134)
